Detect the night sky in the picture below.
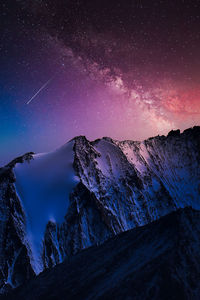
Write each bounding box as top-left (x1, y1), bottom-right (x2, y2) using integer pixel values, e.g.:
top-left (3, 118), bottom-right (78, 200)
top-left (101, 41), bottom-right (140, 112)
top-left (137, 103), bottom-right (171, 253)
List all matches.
top-left (1, 0), bottom-right (200, 165)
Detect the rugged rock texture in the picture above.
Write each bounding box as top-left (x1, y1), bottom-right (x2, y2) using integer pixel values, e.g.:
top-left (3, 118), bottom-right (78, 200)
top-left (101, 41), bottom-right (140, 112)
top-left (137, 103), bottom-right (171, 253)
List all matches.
top-left (0, 153), bottom-right (35, 293)
top-left (0, 126), bottom-right (200, 291)
top-left (3, 207), bottom-right (200, 300)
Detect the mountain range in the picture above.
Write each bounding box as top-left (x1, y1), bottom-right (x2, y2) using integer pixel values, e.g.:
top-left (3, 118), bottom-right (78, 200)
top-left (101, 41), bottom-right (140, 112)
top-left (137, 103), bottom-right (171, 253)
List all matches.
top-left (0, 126), bottom-right (200, 298)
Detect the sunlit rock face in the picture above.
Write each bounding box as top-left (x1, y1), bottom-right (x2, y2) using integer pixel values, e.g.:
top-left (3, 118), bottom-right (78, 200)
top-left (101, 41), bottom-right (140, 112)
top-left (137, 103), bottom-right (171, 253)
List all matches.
top-left (0, 126), bottom-right (200, 292)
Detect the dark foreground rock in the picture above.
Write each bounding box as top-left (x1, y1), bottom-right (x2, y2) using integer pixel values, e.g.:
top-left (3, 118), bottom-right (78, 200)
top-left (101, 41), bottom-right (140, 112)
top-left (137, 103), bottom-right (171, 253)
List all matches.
top-left (2, 207), bottom-right (200, 300)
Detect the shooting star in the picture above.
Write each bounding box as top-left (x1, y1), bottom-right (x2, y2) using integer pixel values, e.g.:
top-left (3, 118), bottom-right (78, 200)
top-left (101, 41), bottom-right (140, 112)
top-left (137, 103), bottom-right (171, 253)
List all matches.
top-left (26, 77), bottom-right (53, 105)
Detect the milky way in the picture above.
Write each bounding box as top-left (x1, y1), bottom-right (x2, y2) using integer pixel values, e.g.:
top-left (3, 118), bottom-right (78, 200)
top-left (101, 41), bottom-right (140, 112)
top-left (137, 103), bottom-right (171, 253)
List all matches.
top-left (0, 0), bottom-right (200, 165)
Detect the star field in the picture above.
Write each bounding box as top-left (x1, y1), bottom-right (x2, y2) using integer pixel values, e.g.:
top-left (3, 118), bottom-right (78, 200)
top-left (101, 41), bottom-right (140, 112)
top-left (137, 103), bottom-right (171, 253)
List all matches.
top-left (0, 0), bottom-right (200, 165)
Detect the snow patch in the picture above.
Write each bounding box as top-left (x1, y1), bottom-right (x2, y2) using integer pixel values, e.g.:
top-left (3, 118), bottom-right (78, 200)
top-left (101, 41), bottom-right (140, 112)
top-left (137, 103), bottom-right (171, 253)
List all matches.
top-left (13, 140), bottom-right (79, 273)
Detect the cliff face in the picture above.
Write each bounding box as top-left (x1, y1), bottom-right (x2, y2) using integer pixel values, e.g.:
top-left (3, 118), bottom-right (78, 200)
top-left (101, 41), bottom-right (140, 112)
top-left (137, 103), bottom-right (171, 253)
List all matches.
top-left (0, 126), bottom-right (200, 292)
top-left (0, 153), bottom-right (35, 294)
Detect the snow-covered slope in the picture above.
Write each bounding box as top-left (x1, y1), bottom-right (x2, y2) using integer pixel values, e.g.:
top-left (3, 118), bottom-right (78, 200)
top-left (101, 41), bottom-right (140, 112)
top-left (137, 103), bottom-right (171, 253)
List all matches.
top-left (0, 126), bottom-right (200, 292)
top-left (14, 140), bottom-right (79, 273)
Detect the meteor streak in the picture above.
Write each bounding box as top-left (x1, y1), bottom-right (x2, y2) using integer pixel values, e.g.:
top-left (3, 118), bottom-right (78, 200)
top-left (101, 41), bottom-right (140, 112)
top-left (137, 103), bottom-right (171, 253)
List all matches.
top-left (26, 77), bottom-right (53, 105)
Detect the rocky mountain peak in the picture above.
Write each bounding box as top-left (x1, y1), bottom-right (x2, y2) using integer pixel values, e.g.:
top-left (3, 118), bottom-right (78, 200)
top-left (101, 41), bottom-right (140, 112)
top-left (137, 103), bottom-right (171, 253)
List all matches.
top-left (0, 126), bottom-right (200, 293)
